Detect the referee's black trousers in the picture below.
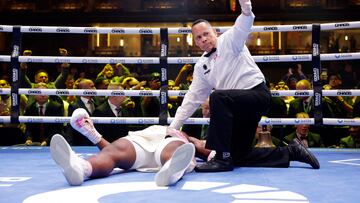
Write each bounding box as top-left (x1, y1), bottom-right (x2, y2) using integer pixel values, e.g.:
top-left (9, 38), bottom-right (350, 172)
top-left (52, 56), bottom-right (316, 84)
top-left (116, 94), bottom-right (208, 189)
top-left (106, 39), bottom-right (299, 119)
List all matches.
top-left (205, 82), bottom-right (290, 167)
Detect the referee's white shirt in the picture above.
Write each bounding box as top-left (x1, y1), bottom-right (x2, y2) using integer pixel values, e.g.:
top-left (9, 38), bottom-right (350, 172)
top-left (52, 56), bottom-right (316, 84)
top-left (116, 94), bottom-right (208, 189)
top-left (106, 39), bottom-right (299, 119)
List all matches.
top-left (170, 12), bottom-right (266, 130)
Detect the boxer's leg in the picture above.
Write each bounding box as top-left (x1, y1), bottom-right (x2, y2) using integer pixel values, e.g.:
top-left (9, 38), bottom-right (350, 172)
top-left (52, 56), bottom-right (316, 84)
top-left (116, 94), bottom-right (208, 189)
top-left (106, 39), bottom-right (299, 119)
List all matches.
top-left (86, 138), bottom-right (136, 178)
top-left (154, 138), bottom-right (195, 186)
top-left (51, 135), bottom-right (136, 185)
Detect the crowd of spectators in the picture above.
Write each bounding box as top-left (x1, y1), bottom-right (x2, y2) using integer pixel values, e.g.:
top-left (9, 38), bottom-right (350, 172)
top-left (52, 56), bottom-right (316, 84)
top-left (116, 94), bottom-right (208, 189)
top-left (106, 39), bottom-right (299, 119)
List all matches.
top-left (0, 49), bottom-right (359, 149)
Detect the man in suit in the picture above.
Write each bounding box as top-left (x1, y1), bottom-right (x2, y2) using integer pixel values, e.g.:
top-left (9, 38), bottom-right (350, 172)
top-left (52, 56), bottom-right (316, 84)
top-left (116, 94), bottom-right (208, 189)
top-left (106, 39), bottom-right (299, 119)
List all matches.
top-left (340, 121), bottom-right (360, 148)
top-left (284, 112), bottom-right (324, 148)
top-left (68, 78), bottom-right (100, 145)
top-left (24, 83), bottom-right (64, 146)
top-left (93, 76), bottom-right (130, 143)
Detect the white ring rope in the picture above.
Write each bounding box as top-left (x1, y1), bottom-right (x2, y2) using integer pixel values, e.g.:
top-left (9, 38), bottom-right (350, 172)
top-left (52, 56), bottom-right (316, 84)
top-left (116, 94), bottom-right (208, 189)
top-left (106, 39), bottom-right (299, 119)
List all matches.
top-left (0, 88), bottom-right (11, 95)
top-left (0, 55), bottom-right (11, 62)
top-left (15, 88), bottom-right (360, 97)
top-left (3, 116), bottom-right (357, 126)
top-left (21, 26), bottom-right (161, 34)
top-left (1, 21), bottom-right (359, 34)
top-left (10, 52), bottom-right (360, 64)
top-left (18, 56), bottom-right (159, 64)
top-left (17, 116), bottom-right (210, 125)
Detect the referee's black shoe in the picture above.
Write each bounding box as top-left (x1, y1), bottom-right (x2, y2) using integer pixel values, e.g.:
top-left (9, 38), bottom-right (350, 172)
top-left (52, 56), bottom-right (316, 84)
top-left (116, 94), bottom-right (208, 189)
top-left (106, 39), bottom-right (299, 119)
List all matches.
top-left (288, 138), bottom-right (320, 169)
top-left (195, 157), bottom-right (234, 172)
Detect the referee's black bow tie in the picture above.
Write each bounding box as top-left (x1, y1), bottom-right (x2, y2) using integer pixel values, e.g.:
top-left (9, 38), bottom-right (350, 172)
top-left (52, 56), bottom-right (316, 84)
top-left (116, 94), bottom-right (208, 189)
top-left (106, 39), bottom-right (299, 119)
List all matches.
top-left (204, 47), bottom-right (217, 57)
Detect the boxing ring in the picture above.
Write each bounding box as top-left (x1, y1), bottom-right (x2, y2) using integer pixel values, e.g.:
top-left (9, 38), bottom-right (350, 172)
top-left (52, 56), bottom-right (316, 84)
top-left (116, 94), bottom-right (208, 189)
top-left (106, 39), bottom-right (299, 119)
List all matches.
top-left (1, 21), bottom-right (360, 202)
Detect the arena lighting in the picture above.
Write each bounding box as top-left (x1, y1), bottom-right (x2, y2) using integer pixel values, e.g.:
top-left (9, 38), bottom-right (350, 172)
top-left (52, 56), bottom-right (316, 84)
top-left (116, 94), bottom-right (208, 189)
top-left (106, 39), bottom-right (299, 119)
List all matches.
top-left (186, 33), bottom-right (193, 46)
top-left (256, 33), bottom-right (261, 46)
top-left (120, 38), bottom-right (124, 47)
top-left (345, 35), bottom-right (349, 41)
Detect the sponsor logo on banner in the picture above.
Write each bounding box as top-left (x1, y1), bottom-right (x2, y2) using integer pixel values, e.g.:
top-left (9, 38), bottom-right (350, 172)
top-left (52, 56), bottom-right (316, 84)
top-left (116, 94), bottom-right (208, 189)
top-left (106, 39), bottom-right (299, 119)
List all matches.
top-left (111, 91), bottom-right (125, 96)
top-left (314, 92), bottom-right (321, 106)
top-left (84, 28), bottom-right (97, 33)
top-left (11, 93), bottom-right (18, 106)
top-left (177, 58), bottom-right (195, 64)
top-left (139, 29), bottom-right (153, 34)
top-left (136, 59), bottom-right (154, 64)
top-left (337, 91), bottom-right (352, 96)
top-left (313, 68), bottom-right (320, 82)
top-left (215, 28), bottom-right (221, 33)
top-left (262, 56), bottom-right (280, 62)
top-left (0, 26), bottom-right (3, 31)
top-left (54, 58), bottom-right (71, 63)
top-left (295, 119), bottom-right (313, 125)
top-left (335, 54), bottom-right (341, 58)
top-left (161, 44), bottom-right (167, 57)
top-left (82, 59), bottom-right (98, 63)
top-left (27, 58), bottom-right (44, 63)
top-left (28, 27), bottom-right (42, 32)
top-left (12, 69), bottom-right (18, 82)
top-left (312, 43), bottom-right (319, 56)
top-left (271, 91), bottom-right (280, 97)
top-left (295, 91), bottom-right (310, 96)
top-left (56, 28), bottom-right (70, 33)
top-left (55, 118), bottom-right (69, 123)
top-left (335, 23), bottom-right (350, 28)
top-left (337, 119), bottom-right (357, 125)
top-left (27, 118), bottom-right (44, 123)
top-left (337, 54), bottom-right (352, 59)
top-left (139, 91), bottom-right (153, 96)
top-left (179, 91), bottom-right (187, 97)
top-left (292, 25), bottom-right (308, 30)
top-left (111, 28), bottom-right (125, 34)
top-left (12, 45), bottom-right (20, 57)
top-left (161, 68), bottom-right (167, 81)
top-left (28, 90), bottom-right (42, 95)
top-left (292, 55), bottom-right (310, 61)
top-left (55, 90), bottom-right (69, 95)
top-left (265, 118), bottom-right (271, 124)
top-left (137, 118), bottom-right (156, 124)
top-left (263, 26), bottom-right (278, 31)
top-left (160, 92), bottom-right (167, 104)
top-left (110, 59), bottom-right (126, 64)
top-left (83, 90), bottom-right (97, 96)
top-left (110, 118), bottom-right (126, 124)
top-left (178, 28), bottom-right (190, 34)
top-left (268, 119), bottom-right (282, 124)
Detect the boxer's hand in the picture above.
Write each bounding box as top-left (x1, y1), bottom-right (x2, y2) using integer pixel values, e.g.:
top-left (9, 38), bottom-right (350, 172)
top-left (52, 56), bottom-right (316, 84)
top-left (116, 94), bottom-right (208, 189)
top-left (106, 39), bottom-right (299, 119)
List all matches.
top-left (239, 0), bottom-right (252, 15)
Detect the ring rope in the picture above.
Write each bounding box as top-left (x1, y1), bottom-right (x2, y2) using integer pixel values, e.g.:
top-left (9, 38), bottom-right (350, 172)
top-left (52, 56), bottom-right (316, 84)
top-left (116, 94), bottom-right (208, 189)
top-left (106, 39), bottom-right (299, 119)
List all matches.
top-left (6, 52), bottom-right (359, 64)
top-left (11, 88), bottom-right (360, 97)
top-left (1, 21), bottom-right (359, 34)
top-left (0, 116), bottom-right (357, 126)
top-left (0, 52), bottom-right (358, 64)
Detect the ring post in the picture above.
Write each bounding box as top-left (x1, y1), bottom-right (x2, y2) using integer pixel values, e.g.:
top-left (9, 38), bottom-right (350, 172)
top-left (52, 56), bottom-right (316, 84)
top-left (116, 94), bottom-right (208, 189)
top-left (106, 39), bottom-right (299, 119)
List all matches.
top-left (10, 26), bottom-right (22, 124)
top-left (159, 28), bottom-right (169, 125)
top-left (311, 23), bottom-right (323, 126)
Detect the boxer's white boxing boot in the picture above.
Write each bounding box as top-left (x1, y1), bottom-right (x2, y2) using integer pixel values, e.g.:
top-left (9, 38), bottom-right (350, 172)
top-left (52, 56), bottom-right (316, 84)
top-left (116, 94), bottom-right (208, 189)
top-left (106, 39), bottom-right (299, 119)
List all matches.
top-left (70, 108), bottom-right (102, 144)
top-left (155, 143), bottom-right (195, 186)
top-left (50, 134), bottom-right (90, 186)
